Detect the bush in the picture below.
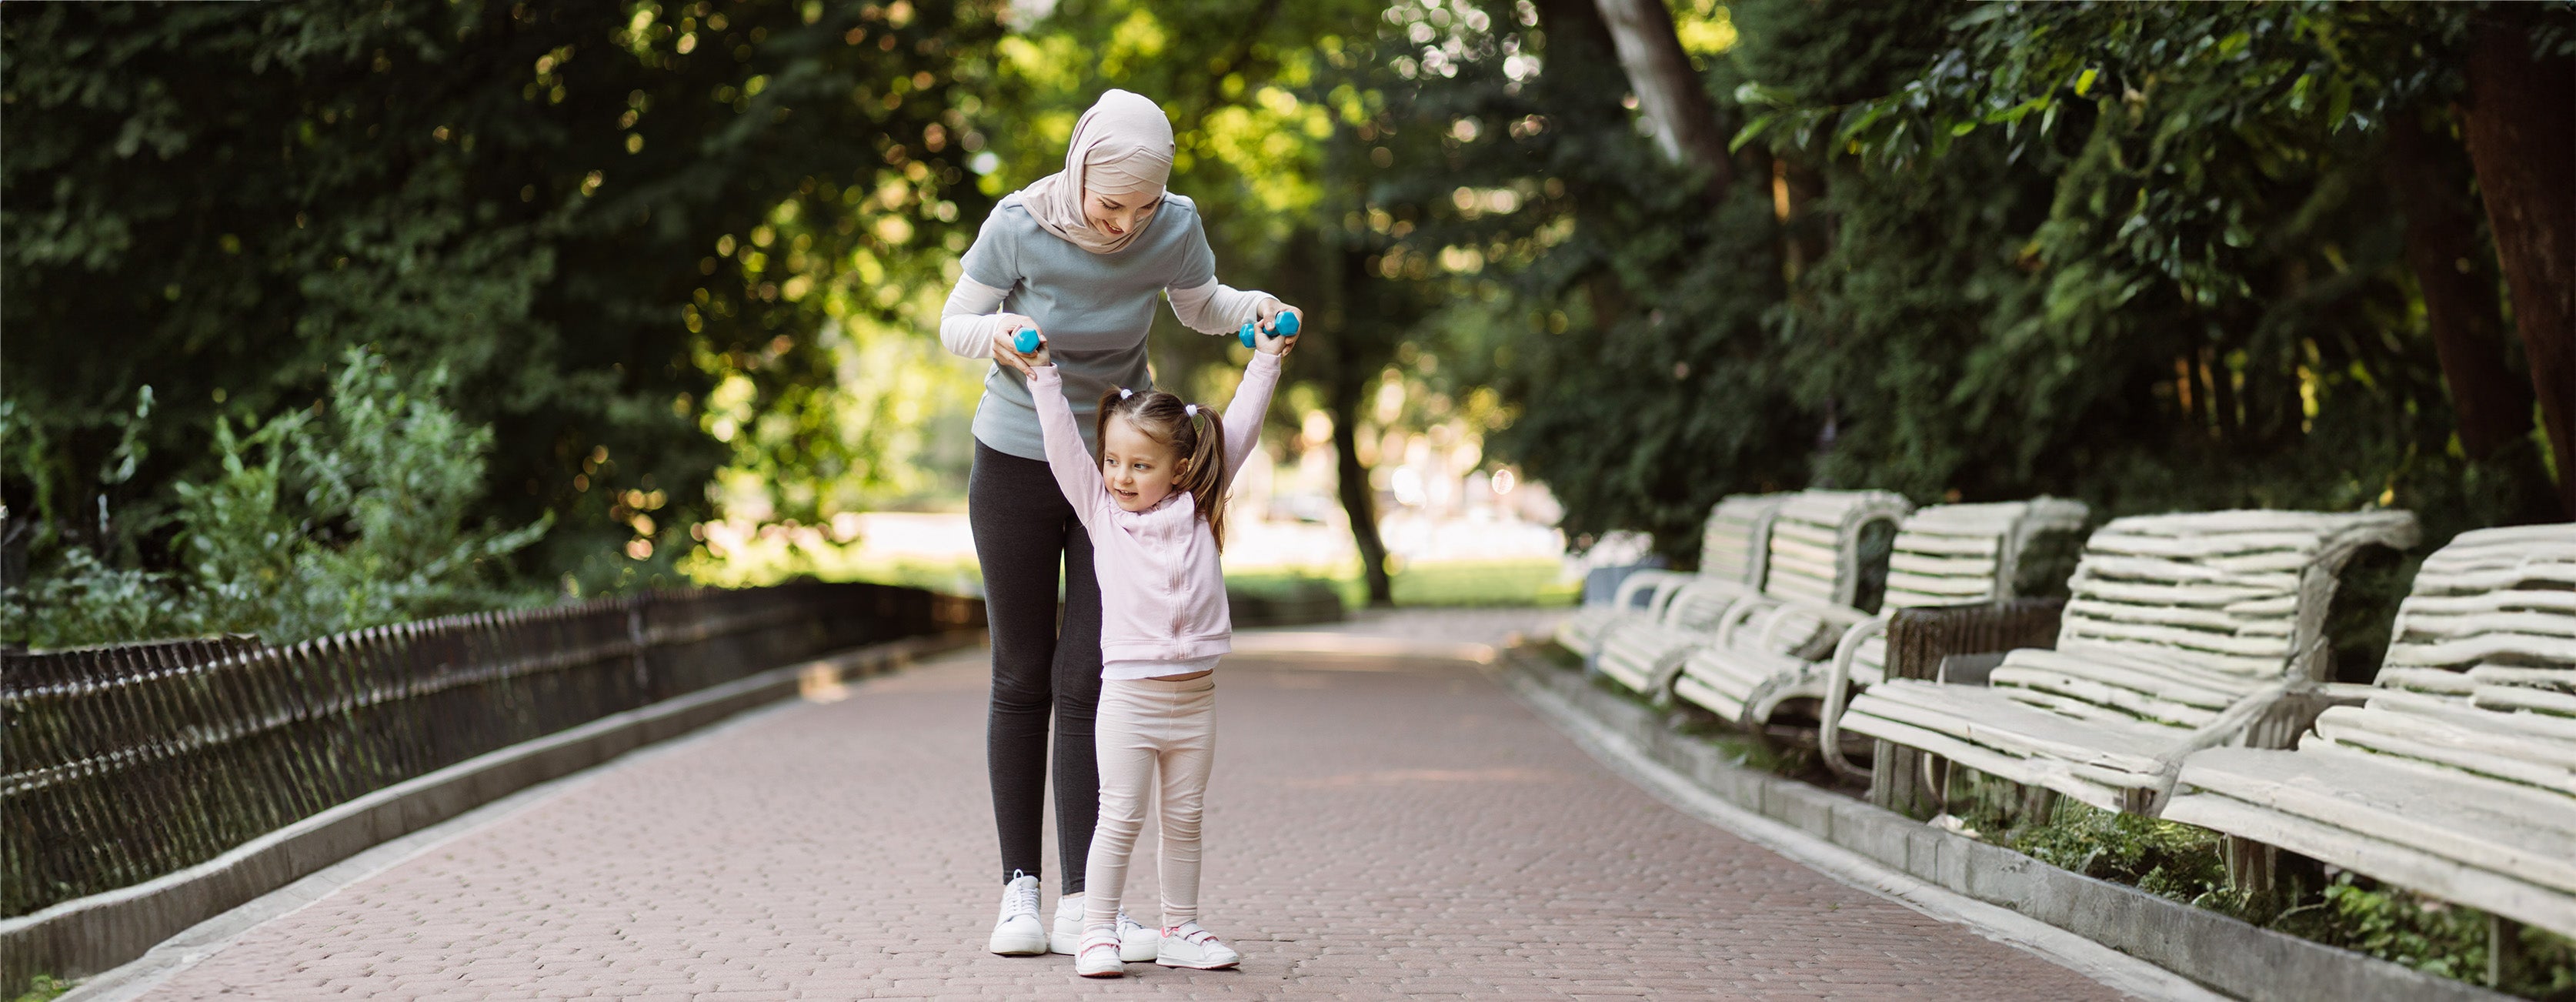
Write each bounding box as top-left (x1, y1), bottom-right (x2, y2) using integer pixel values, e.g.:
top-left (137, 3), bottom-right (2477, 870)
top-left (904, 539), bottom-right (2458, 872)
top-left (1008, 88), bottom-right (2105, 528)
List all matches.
top-left (4, 348), bottom-right (546, 648)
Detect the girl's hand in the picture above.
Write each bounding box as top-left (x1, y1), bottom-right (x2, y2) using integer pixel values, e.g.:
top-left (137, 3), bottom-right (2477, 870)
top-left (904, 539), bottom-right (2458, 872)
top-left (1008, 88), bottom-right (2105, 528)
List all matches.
top-left (989, 315), bottom-right (1043, 376)
top-left (1252, 299), bottom-right (1302, 358)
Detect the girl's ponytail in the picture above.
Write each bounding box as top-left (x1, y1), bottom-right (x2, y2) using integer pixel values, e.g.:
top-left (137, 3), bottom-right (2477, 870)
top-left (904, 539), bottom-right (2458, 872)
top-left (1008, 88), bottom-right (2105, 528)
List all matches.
top-left (1180, 406), bottom-right (1229, 552)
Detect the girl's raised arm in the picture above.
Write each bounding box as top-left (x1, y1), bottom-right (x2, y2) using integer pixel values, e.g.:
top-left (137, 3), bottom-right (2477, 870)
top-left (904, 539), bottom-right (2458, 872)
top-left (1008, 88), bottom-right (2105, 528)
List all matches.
top-left (1218, 350), bottom-right (1283, 492)
top-left (1026, 365), bottom-right (1109, 527)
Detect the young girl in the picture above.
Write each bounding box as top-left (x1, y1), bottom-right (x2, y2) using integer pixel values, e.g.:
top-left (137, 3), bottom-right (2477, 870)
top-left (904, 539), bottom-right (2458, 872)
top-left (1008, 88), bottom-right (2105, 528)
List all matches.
top-left (1016, 316), bottom-right (1296, 977)
top-left (941, 89), bottom-right (1297, 962)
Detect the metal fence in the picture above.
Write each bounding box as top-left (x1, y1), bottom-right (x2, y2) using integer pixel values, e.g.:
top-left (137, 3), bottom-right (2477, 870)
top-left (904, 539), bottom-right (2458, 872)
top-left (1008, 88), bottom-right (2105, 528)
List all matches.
top-left (1, 582), bottom-right (979, 918)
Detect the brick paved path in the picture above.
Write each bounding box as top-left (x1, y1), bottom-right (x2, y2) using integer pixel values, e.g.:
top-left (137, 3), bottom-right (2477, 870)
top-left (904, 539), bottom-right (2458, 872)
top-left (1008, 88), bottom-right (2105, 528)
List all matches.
top-left (128, 612), bottom-right (2126, 1000)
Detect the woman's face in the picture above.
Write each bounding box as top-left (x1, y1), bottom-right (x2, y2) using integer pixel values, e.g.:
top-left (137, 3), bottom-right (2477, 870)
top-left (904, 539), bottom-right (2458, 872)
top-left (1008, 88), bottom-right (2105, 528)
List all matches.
top-left (1083, 189), bottom-right (1161, 240)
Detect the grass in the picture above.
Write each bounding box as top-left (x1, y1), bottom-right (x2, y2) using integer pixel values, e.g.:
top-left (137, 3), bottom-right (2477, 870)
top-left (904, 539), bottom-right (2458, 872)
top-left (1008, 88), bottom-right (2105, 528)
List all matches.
top-left (1230, 558), bottom-right (1579, 610)
top-left (9, 976), bottom-right (73, 1002)
top-left (729, 556), bottom-right (1582, 611)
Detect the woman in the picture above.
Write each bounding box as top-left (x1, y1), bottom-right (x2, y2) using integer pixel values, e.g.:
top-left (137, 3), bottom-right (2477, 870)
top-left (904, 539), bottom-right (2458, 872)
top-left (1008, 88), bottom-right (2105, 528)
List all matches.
top-left (937, 89), bottom-right (1297, 959)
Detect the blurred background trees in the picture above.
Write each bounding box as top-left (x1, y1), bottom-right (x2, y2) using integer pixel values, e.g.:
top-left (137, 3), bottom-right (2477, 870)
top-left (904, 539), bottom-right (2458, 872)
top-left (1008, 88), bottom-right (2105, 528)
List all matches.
top-left (5, 0), bottom-right (997, 638)
top-left (6, 0), bottom-right (2569, 643)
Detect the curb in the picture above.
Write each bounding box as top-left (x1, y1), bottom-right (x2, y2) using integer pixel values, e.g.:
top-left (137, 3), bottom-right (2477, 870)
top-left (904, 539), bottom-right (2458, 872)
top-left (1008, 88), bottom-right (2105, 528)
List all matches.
top-left (1, 630), bottom-right (983, 990)
top-left (1491, 649), bottom-right (2505, 1002)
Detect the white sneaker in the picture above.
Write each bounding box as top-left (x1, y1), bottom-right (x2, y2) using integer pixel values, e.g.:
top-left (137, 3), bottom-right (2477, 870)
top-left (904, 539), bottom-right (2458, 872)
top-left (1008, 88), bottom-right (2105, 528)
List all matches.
top-left (1051, 894), bottom-right (1160, 961)
top-left (986, 871), bottom-right (1046, 956)
top-left (1154, 921), bottom-right (1240, 970)
top-left (1074, 932), bottom-right (1127, 977)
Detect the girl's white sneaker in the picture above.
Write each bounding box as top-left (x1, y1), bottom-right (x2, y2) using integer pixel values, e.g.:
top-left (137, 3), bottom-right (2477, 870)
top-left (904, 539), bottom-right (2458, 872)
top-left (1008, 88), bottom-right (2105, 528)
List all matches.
top-left (986, 872), bottom-right (1046, 956)
top-left (1074, 933), bottom-right (1128, 977)
top-left (1049, 897), bottom-right (1157, 961)
top-left (1154, 921), bottom-right (1240, 970)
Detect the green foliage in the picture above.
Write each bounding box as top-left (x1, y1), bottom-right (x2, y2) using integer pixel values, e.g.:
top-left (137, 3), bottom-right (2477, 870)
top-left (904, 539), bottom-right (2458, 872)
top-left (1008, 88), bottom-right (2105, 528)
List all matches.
top-left (4, 349), bottom-right (546, 649)
top-left (7, 974), bottom-right (72, 1002)
top-left (1738, 1), bottom-right (2559, 539)
top-left (1347, 0), bottom-right (1814, 556)
top-left (2272, 875), bottom-right (2576, 997)
top-left (1384, 0), bottom-right (2568, 565)
top-left (2008, 800), bottom-right (2239, 909)
top-left (2, 0), bottom-right (995, 599)
top-left (2297, 875), bottom-right (2494, 984)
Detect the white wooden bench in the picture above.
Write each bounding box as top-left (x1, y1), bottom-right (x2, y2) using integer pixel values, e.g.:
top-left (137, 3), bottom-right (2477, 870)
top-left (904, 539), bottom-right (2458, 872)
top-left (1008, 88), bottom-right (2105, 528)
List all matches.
top-left (1620, 490), bottom-right (1911, 710)
top-left (1554, 493), bottom-right (1790, 662)
top-left (1666, 499), bottom-right (2086, 740)
top-left (1838, 509), bottom-right (2421, 814)
top-left (1807, 499), bottom-right (2092, 775)
top-left (2164, 523), bottom-right (2576, 939)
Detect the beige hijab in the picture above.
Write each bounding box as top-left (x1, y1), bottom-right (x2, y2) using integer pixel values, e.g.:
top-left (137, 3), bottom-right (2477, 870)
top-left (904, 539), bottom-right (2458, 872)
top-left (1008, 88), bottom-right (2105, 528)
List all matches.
top-left (1016, 89), bottom-right (1174, 255)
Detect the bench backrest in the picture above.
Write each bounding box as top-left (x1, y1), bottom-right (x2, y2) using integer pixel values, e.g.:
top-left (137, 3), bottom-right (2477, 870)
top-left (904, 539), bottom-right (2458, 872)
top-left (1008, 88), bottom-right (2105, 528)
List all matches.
top-left (2055, 509), bottom-right (2420, 683)
top-left (2372, 523), bottom-right (2576, 700)
top-left (1760, 491), bottom-right (1913, 614)
top-left (1884, 499), bottom-right (2090, 611)
top-left (1700, 493), bottom-right (1794, 588)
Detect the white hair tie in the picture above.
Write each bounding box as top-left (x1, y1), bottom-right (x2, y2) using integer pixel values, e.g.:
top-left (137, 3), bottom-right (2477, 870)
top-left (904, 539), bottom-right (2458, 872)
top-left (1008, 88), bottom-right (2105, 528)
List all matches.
top-left (1184, 404), bottom-right (1199, 417)
top-left (1118, 388), bottom-right (1133, 399)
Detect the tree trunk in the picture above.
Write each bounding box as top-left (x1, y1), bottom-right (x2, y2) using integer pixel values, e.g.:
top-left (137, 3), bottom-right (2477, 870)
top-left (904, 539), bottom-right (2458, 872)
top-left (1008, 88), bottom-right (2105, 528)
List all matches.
top-left (1330, 386), bottom-right (1394, 606)
top-left (1320, 232), bottom-right (1394, 606)
top-left (1591, 0), bottom-right (1733, 191)
top-left (2385, 111), bottom-right (2537, 461)
top-left (2458, 10), bottom-right (2576, 517)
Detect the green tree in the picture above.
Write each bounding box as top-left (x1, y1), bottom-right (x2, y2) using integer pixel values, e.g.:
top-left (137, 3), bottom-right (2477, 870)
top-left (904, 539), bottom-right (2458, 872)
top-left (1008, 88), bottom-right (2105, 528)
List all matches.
top-left (2, 0), bottom-right (998, 606)
top-left (969, 0), bottom-right (1419, 600)
top-left (1426, 0), bottom-right (2568, 566)
top-left (3, 349), bottom-right (545, 648)
top-left (1740, 1), bottom-right (2570, 527)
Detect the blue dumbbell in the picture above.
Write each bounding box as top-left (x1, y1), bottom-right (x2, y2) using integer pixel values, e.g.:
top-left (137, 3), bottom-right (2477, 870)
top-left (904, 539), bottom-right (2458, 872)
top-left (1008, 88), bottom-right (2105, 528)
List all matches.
top-left (1237, 309), bottom-right (1300, 349)
top-left (1013, 326), bottom-right (1043, 354)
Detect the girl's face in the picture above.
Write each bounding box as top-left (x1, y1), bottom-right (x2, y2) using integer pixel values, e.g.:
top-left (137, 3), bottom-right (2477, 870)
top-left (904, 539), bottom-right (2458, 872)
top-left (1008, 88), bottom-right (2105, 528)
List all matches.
top-left (1084, 189), bottom-right (1161, 240)
top-left (1100, 416), bottom-right (1185, 512)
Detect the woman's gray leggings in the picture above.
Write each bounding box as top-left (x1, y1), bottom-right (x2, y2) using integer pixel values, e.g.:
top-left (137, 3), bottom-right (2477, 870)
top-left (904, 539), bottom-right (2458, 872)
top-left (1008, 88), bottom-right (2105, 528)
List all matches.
top-left (969, 443), bottom-right (1104, 893)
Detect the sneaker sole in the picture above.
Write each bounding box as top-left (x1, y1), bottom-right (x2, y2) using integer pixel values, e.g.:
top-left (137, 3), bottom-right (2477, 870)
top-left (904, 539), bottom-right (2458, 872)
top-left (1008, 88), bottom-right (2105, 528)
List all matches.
top-left (988, 931), bottom-right (1049, 956)
top-left (1077, 967), bottom-right (1126, 978)
top-left (1155, 957), bottom-right (1240, 970)
top-left (1054, 930), bottom-right (1157, 962)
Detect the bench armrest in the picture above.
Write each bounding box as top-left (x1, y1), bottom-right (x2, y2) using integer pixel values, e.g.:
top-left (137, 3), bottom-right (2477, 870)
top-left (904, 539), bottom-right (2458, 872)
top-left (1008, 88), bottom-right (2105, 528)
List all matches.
top-left (1882, 598), bottom-right (2066, 683)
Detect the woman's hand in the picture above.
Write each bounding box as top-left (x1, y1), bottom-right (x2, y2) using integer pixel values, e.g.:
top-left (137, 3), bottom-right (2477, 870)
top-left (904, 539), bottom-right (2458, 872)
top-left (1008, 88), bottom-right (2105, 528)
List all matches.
top-left (988, 315), bottom-right (1043, 376)
top-left (1252, 299), bottom-right (1302, 358)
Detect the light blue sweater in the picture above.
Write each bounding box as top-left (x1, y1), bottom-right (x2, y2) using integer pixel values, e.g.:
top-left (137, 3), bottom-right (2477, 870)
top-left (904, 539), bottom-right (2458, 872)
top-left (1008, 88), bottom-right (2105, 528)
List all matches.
top-left (959, 192), bottom-right (1218, 460)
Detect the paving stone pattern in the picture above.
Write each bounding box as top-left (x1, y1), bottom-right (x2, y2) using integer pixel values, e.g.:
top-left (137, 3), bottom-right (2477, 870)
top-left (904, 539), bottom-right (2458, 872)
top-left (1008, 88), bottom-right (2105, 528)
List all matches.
top-left (136, 611), bottom-right (2124, 1000)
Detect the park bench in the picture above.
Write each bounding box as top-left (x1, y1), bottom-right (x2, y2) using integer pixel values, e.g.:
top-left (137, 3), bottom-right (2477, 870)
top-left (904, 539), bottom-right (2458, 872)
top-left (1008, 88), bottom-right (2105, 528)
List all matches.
top-left (1664, 499), bottom-right (2085, 745)
top-left (1837, 509), bottom-right (2421, 815)
top-left (1553, 493), bottom-right (1790, 662)
top-left (1587, 489), bottom-right (1896, 695)
top-left (1639, 490), bottom-right (1911, 716)
top-left (2162, 523), bottom-right (2576, 939)
top-left (1803, 499), bottom-right (2092, 776)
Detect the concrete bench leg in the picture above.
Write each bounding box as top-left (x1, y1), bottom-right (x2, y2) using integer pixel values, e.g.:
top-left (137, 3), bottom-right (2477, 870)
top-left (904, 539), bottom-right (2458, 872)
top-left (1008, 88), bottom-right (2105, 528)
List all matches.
top-left (1869, 740), bottom-right (1938, 820)
top-left (2491, 914), bottom-right (2522, 990)
top-left (2224, 835), bottom-right (2276, 895)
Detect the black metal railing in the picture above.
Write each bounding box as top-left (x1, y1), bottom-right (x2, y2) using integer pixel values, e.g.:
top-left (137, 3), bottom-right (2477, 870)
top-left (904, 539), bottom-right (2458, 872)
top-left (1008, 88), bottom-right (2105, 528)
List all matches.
top-left (0, 582), bottom-right (979, 918)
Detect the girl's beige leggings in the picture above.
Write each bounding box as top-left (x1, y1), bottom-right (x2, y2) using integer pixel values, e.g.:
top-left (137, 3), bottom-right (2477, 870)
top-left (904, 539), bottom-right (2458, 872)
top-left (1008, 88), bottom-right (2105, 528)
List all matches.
top-left (1082, 674), bottom-right (1216, 934)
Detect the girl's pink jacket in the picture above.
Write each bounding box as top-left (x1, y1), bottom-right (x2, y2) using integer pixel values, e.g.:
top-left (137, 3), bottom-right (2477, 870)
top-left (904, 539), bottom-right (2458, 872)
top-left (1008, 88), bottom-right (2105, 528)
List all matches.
top-left (1027, 351), bottom-right (1282, 665)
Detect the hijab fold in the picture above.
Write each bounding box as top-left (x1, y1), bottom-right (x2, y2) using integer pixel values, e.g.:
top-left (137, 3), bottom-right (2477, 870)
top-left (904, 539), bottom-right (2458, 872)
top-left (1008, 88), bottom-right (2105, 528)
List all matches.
top-left (1016, 89), bottom-right (1174, 255)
